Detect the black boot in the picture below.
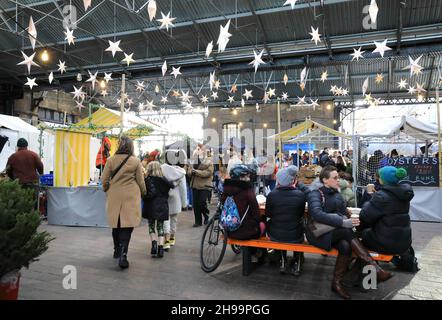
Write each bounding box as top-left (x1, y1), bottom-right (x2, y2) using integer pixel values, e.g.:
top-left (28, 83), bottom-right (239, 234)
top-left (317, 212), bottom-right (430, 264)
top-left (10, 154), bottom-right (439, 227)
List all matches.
top-left (112, 230), bottom-right (120, 259)
top-left (157, 245), bottom-right (164, 258)
top-left (151, 240), bottom-right (158, 257)
top-left (118, 244), bottom-right (129, 269)
top-left (113, 246), bottom-right (121, 259)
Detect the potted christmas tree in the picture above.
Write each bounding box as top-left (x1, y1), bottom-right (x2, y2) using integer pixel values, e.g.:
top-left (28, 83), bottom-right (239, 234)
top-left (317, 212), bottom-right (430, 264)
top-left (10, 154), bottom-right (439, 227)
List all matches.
top-left (0, 179), bottom-right (54, 300)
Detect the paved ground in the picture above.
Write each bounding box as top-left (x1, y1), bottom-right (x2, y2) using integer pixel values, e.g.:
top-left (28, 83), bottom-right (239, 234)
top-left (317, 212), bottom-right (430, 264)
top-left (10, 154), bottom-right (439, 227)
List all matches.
top-left (19, 205), bottom-right (442, 300)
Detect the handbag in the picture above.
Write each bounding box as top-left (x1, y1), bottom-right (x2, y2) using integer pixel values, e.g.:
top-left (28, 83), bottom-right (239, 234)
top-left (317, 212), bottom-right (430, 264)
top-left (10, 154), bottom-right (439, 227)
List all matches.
top-left (305, 189), bottom-right (336, 238)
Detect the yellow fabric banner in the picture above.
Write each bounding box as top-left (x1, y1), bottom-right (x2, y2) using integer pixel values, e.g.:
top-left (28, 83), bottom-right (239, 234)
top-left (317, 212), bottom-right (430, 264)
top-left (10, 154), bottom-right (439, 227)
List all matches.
top-left (55, 131), bottom-right (91, 187)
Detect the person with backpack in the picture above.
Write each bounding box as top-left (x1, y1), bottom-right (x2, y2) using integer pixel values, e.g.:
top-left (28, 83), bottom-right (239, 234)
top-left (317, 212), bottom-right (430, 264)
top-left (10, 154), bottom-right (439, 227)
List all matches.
top-left (306, 166), bottom-right (392, 299)
top-left (143, 161), bottom-right (174, 258)
top-left (265, 165), bottom-right (307, 276)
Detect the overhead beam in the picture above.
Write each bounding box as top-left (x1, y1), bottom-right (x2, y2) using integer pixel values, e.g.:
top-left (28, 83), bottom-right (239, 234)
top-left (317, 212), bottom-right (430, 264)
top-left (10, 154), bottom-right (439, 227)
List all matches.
top-left (245, 0), bottom-right (273, 63)
top-left (396, 0), bottom-right (405, 54)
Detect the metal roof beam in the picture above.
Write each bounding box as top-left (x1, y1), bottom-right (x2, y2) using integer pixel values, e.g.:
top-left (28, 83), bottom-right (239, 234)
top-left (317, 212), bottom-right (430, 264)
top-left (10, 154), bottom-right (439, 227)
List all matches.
top-left (245, 0), bottom-right (273, 63)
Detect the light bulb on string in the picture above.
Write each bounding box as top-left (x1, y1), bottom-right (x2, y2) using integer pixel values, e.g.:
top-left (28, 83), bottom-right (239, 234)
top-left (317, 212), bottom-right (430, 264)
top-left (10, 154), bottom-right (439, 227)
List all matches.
top-left (41, 49), bottom-right (49, 62)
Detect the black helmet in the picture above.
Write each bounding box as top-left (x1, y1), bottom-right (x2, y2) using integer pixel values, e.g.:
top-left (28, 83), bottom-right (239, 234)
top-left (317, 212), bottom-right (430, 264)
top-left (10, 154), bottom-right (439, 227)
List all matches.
top-left (230, 164), bottom-right (252, 179)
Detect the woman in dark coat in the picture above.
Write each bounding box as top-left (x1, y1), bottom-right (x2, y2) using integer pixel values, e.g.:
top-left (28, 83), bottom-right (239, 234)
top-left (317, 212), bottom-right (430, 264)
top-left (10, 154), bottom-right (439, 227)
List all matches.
top-left (143, 161), bottom-right (173, 258)
top-left (359, 166), bottom-right (414, 254)
top-left (266, 165), bottom-right (307, 275)
top-left (306, 166), bottom-right (392, 299)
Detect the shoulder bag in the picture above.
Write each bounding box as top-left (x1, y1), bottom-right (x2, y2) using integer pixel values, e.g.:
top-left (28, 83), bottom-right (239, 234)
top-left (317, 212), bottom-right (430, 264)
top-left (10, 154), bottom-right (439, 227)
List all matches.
top-left (305, 189), bottom-right (336, 238)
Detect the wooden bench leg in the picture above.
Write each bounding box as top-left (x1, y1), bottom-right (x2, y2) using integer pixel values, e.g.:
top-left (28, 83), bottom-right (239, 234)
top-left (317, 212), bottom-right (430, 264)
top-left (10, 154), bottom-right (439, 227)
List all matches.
top-left (242, 247), bottom-right (252, 276)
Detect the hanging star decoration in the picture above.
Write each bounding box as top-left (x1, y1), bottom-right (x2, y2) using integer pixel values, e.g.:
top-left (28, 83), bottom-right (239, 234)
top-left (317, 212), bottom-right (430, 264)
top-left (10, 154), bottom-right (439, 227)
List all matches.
top-left (227, 96), bottom-right (235, 103)
top-left (330, 85), bottom-right (337, 95)
top-left (71, 86), bottom-right (85, 101)
top-left (17, 51), bottom-right (39, 74)
top-left (201, 95), bottom-right (209, 104)
top-left (297, 96), bottom-right (307, 105)
top-left (342, 88), bottom-right (349, 96)
top-left (172, 90), bottom-right (180, 97)
top-left (214, 80), bottom-right (221, 90)
top-left (320, 71), bottom-right (328, 83)
top-left (83, 0), bottom-right (92, 11)
top-left (309, 26), bottom-right (321, 46)
top-left (362, 77), bottom-right (369, 96)
top-left (369, 0), bottom-right (379, 24)
top-left (161, 60), bottom-right (168, 76)
top-left (126, 98), bottom-right (134, 107)
top-left (267, 87), bottom-right (276, 98)
top-left (256, 103), bottom-right (261, 112)
top-left (205, 41), bottom-right (213, 58)
top-left (375, 73), bottom-right (384, 84)
top-left (116, 98), bottom-right (122, 105)
top-left (171, 66), bottom-right (181, 78)
top-left (404, 55), bottom-right (424, 77)
top-left (311, 99), bottom-right (320, 109)
top-left (217, 19), bottom-right (232, 53)
top-left (27, 16), bottom-right (37, 50)
top-left (211, 91), bottom-right (218, 100)
top-left (136, 81), bottom-right (145, 93)
top-left (161, 96), bottom-right (168, 104)
top-left (397, 79), bottom-right (408, 89)
top-left (373, 97), bottom-right (381, 106)
top-left (373, 39), bottom-right (392, 58)
top-left (147, 100), bottom-right (156, 109)
top-left (209, 71), bottom-right (216, 91)
top-left (48, 72), bottom-right (53, 84)
top-left (283, 73), bottom-right (289, 86)
top-left (350, 47), bottom-right (365, 61)
top-left (64, 28), bottom-right (76, 45)
top-left (249, 49), bottom-right (265, 73)
top-left (300, 66), bottom-right (308, 83)
top-left (230, 84), bottom-right (238, 93)
top-left (243, 89), bottom-right (253, 100)
top-left (76, 102), bottom-right (86, 112)
top-left (106, 40), bottom-right (123, 57)
top-left (283, 0), bottom-right (298, 9)
top-left (364, 93), bottom-right (373, 103)
top-left (180, 91), bottom-right (191, 103)
top-left (86, 70), bottom-right (98, 90)
top-left (25, 77), bottom-right (37, 90)
top-left (104, 72), bottom-right (113, 83)
top-left (158, 12), bottom-right (176, 31)
top-left (122, 53), bottom-right (135, 66)
top-left (262, 92), bottom-right (270, 104)
top-left (57, 60), bottom-right (67, 74)
top-left (124, 107), bottom-right (131, 113)
top-left (138, 102), bottom-right (145, 112)
top-left (281, 92), bottom-right (289, 101)
top-left (300, 82), bottom-right (306, 91)
top-left (416, 82), bottom-right (427, 93)
top-left (101, 90), bottom-right (108, 97)
top-left (147, 0), bottom-right (157, 21)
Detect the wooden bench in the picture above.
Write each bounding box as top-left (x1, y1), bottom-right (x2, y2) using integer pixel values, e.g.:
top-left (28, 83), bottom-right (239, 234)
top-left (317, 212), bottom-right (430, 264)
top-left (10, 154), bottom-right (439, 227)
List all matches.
top-left (227, 236), bottom-right (394, 276)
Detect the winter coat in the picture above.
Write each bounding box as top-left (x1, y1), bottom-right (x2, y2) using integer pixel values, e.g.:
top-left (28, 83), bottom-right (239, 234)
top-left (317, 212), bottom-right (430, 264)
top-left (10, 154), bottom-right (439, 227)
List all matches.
top-left (306, 181), bottom-right (349, 251)
top-left (161, 164), bottom-right (187, 215)
top-left (320, 154), bottom-right (335, 167)
top-left (339, 179), bottom-right (356, 207)
top-left (142, 176), bottom-right (173, 221)
top-left (360, 184), bottom-right (414, 254)
top-left (101, 154), bottom-right (146, 228)
top-left (6, 148), bottom-right (44, 184)
top-left (186, 157), bottom-right (214, 190)
top-left (221, 179), bottom-right (261, 240)
top-left (265, 185), bottom-right (307, 243)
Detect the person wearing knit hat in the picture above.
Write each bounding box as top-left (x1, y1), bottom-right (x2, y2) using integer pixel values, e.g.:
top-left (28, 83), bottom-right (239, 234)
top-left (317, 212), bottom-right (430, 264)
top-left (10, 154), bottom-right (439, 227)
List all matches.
top-left (379, 166), bottom-right (407, 185)
top-left (276, 165), bottom-right (299, 187)
top-left (17, 138), bottom-right (28, 148)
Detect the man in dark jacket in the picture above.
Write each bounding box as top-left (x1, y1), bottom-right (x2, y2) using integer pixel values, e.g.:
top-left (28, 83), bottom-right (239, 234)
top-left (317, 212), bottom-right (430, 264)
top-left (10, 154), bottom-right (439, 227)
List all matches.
top-left (6, 138), bottom-right (43, 185)
top-left (266, 165), bottom-right (307, 275)
top-left (360, 166), bottom-right (414, 254)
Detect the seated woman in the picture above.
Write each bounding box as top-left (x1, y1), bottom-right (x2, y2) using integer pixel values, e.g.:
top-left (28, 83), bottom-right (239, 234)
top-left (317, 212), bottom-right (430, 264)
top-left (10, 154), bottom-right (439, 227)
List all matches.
top-left (266, 165), bottom-right (306, 276)
top-left (306, 166), bottom-right (392, 299)
top-left (338, 172), bottom-right (356, 207)
top-left (359, 166), bottom-right (414, 255)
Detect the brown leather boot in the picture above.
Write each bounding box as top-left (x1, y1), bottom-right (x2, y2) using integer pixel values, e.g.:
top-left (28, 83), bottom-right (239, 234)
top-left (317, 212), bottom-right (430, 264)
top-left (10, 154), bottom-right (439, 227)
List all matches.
top-left (332, 254), bottom-right (352, 299)
top-left (350, 238), bottom-right (393, 283)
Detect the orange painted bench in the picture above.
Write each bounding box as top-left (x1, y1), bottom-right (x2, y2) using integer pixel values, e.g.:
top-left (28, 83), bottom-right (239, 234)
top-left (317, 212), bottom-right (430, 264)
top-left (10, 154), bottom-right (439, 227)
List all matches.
top-left (227, 236), bottom-right (394, 276)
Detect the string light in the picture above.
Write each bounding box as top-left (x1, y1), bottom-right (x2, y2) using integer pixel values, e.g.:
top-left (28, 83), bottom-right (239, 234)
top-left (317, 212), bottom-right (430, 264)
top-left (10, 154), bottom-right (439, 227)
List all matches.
top-left (211, 117), bottom-right (216, 123)
top-left (263, 123), bottom-right (268, 128)
top-left (326, 104), bottom-right (332, 110)
top-left (100, 80), bottom-right (106, 89)
top-left (232, 109), bottom-right (238, 115)
top-left (41, 49), bottom-right (49, 62)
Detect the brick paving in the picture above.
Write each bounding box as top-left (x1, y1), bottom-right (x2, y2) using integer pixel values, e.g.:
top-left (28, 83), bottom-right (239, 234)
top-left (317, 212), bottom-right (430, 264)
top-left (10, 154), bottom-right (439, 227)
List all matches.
top-left (18, 205), bottom-right (442, 300)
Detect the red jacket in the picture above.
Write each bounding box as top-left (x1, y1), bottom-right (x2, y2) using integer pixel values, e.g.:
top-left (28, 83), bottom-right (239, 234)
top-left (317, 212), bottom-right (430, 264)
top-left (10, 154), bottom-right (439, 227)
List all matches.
top-left (6, 148), bottom-right (44, 184)
top-left (96, 137), bottom-right (111, 167)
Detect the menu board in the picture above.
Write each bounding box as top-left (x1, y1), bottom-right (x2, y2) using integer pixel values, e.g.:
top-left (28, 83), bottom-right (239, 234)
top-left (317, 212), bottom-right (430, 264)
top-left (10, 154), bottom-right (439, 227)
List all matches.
top-left (385, 157), bottom-right (439, 187)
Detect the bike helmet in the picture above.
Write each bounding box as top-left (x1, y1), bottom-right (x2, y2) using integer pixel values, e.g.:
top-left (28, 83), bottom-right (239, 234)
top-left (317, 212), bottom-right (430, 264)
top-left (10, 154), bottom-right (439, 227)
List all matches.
top-left (229, 164), bottom-right (252, 179)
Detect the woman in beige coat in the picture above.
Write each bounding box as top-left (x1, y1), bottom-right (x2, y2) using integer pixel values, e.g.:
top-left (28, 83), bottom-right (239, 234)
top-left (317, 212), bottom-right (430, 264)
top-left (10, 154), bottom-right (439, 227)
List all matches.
top-left (101, 136), bottom-right (146, 269)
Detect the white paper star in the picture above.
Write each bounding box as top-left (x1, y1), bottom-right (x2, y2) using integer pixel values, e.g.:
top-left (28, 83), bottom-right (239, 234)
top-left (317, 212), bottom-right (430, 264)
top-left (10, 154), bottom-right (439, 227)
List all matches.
top-left (217, 19), bottom-right (232, 53)
top-left (104, 72), bottom-right (113, 83)
top-left (351, 47), bottom-right (365, 61)
top-left (362, 77), bottom-right (369, 96)
top-left (263, 92), bottom-right (270, 104)
top-left (243, 89), bottom-right (253, 100)
top-left (404, 55), bottom-right (424, 77)
top-left (171, 66), bottom-right (181, 78)
top-left (373, 39), bottom-right (392, 58)
top-left (28, 16), bottom-right (37, 50)
top-left (209, 71), bottom-right (216, 91)
top-left (342, 88), bottom-right (349, 96)
top-left (227, 96), bottom-right (235, 103)
top-left (126, 98), bottom-right (134, 107)
top-left (116, 98), bottom-right (122, 105)
top-left (330, 85), bottom-right (337, 94)
top-left (136, 81), bottom-right (145, 93)
top-left (57, 60), bottom-right (67, 74)
top-left (249, 49), bottom-right (266, 73)
top-left (122, 53), bottom-right (135, 66)
top-left (284, 0), bottom-right (298, 9)
top-left (158, 12), bottom-right (176, 31)
top-left (86, 70), bottom-right (98, 90)
top-left (267, 87), bottom-right (276, 98)
top-left (138, 102), bottom-right (145, 111)
top-left (124, 107), bottom-right (131, 113)
top-left (101, 90), bottom-right (108, 97)
top-left (201, 95), bottom-right (209, 104)
top-left (147, 0), bottom-right (157, 21)
top-left (283, 73), bottom-right (289, 86)
top-left (161, 60), bottom-right (168, 76)
top-left (297, 96), bottom-right (306, 105)
top-left (416, 83), bottom-right (427, 93)
top-left (408, 86), bottom-right (416, 95)
top-left (311, 99), bottom-right (319, 109)
top-left (105, 40), bottom-right (123, 57)
top-left (375, 73), bottom-right (384, 84)
top-left (320, 71), bottom-right (328, 82)
top-left (206, 41), bottom-right (213, 58)
top-left (161, 96), bottom-right (168, 104)
top-left (211, 91), bottom-right (218, 100)
top-left (147, 100), bottom-right (156, 108)
top-left (397, 79), bottom-right (408, 89)
top-left (76, 102), bottom-right (86, 112)
top-left (180, 90), bottom-right (191, 103)
top-left (48, 72), bottom-right (53, 84)
top-left (300, 67), bottom-right (308, 83)
top-left (64, 28), bottom-right (75, 45)
top-left (71, 86), bottom-right (85, 101)
top-left (83, 0), bottom-right (92, 11)
top-left (25, 77), bottom-right (37, 90)
top-left (281, 92), bottom-right (289, 101)
top-left (256, 103), bottom-right (261, 112)
top-left (369, 0), bottom-right (379, 24)
top-left (309, 26), bottom-right (321, 45)
top-left (17, 51), bottom-right (39, 74)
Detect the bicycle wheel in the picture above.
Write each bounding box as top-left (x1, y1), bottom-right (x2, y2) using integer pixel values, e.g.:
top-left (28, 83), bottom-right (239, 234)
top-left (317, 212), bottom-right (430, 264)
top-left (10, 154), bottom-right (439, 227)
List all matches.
top-left (231, 244), bottom-right (241, 254)
top-left (200, 217), bottom-right (227, 273)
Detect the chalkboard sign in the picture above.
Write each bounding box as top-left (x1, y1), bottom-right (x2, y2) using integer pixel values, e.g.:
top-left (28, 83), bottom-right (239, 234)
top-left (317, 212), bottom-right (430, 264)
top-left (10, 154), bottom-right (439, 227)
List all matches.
top-left (385, 157), bottom-right (439, 187)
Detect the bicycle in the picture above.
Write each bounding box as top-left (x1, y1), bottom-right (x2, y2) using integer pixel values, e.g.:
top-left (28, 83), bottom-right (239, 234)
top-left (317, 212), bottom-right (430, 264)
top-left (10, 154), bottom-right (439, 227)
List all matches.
top-left (200, 200), bottom-right (241, 273)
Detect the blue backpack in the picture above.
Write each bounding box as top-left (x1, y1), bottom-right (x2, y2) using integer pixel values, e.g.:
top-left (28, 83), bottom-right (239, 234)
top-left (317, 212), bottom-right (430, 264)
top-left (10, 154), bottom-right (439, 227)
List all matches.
top-left (220, 196), bottom-right (249, 232)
